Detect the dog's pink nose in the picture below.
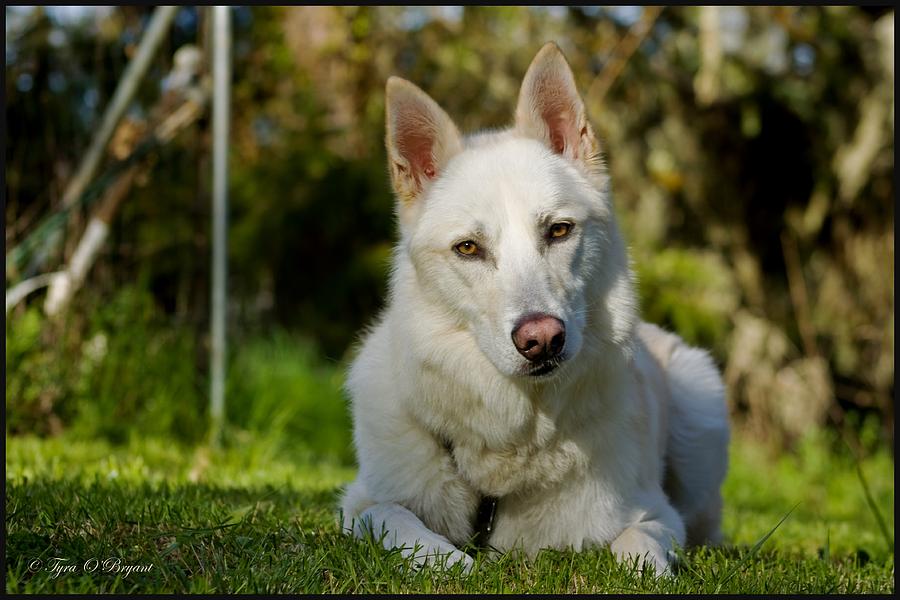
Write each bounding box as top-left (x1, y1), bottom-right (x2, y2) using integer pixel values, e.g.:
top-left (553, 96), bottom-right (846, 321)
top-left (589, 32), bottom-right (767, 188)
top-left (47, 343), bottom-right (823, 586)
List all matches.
top-left (512, 314), bottom-right (566, 362)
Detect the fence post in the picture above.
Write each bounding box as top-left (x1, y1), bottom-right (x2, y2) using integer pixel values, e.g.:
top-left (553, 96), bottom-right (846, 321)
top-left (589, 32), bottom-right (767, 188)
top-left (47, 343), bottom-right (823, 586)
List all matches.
top-left (210, 5), bottom-right (231, 445)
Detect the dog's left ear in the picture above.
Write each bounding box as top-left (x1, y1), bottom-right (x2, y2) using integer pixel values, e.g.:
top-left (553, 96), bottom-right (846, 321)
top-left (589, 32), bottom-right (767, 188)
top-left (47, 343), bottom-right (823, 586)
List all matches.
top-left (515, 42), bottom-right (601, 172)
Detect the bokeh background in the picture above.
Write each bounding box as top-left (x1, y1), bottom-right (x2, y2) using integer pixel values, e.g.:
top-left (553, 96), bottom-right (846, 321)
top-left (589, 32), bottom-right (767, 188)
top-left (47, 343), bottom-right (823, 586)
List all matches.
top-left (5, 6), bottom-right (894, 469)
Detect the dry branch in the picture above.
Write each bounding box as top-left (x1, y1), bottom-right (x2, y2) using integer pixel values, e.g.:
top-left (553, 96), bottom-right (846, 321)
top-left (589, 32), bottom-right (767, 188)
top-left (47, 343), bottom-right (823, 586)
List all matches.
top-left (586, 6), bottom-right (663, 110)
top-left (41, 82), bottom-right (209, 317)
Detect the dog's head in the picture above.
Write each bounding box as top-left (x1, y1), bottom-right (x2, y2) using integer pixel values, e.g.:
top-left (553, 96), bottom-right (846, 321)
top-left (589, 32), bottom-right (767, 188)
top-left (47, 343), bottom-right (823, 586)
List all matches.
top-left (386, 43), bottom-right (636, 380)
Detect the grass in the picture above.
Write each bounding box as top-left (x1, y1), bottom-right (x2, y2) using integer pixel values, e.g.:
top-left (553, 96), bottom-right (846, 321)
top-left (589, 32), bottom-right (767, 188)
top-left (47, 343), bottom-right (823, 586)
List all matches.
top-left (5, 429), bottom-right (894, 594)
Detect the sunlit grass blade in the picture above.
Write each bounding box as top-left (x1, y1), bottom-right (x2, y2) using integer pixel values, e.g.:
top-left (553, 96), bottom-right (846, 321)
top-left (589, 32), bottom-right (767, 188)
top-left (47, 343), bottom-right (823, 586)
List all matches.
top-left (855, 461), bottom-right (893, 554)
top-left (714, 502), bottom-right (799, 592)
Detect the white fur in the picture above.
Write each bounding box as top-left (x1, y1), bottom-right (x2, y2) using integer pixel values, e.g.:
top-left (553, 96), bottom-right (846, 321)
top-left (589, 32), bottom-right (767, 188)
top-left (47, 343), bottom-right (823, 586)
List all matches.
top-left (340, 43), bottom-right (730, 576)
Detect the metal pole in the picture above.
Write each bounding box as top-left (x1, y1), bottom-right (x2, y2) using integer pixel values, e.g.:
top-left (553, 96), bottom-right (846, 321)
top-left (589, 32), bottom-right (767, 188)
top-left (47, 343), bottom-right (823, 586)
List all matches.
top-left (210, 5), bottom-right (231, 444)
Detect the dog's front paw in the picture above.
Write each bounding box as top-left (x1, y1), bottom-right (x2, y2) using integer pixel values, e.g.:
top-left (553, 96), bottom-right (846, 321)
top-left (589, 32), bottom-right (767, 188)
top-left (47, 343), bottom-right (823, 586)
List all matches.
top-left (610, 528), bottom-right (673, 577)
top-left (353, 502), bottom-right (475, 574)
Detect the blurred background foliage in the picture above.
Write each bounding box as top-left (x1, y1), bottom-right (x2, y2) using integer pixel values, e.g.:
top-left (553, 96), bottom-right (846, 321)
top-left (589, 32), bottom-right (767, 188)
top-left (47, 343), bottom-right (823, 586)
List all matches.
top-left (5, 6), bottom-right (894, 463)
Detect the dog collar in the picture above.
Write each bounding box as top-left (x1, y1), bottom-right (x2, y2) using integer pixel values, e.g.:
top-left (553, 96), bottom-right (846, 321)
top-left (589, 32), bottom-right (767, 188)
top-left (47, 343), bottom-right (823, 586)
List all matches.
top-left (440, 437), bottom-right (499, 551)
top-left (471, 494), bottom-right (499, 549)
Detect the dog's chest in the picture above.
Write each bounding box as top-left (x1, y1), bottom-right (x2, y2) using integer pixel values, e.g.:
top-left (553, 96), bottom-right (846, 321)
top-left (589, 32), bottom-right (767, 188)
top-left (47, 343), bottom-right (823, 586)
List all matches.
top-left (411, 370), bottom-right (590, 498)
top-left (445, 409), bottom-right (588, 499)
top-left (422, 422), bottom-right (585, 549)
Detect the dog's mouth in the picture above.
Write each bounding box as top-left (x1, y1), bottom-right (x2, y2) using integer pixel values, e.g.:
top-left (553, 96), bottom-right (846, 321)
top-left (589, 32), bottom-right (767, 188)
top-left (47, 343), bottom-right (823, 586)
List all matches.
top-left (526, 357), bottom-right (565, 378)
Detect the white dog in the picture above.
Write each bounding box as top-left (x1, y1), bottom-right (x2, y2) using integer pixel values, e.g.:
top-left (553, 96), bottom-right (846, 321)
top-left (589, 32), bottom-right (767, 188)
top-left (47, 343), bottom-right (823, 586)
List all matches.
top-left (340, 42), bottom-right (730, 575)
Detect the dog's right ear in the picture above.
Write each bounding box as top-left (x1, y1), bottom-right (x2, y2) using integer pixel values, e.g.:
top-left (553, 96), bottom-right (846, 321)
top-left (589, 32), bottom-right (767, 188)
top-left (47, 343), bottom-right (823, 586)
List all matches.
top-left (385, 77), bottom-right (462, 211)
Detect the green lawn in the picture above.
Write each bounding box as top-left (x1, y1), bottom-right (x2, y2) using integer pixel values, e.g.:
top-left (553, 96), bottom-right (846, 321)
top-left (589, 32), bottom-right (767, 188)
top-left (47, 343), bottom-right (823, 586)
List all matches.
top-left (5, 430), bottom-right (894, 594)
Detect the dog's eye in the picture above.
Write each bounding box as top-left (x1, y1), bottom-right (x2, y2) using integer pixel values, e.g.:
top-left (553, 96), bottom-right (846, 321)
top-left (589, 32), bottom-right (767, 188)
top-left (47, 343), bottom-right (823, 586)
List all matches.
top-left (454, 240), bottom-right (480, 257)
top-left (548, 222), bottom-right (573, 240)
